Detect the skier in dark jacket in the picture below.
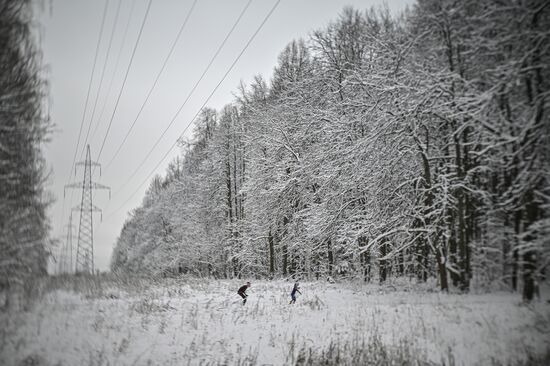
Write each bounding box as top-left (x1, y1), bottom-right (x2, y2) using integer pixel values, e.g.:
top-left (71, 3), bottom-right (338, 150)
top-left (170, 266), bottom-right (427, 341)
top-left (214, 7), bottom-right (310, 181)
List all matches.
top-left (237, 282), bottom-right (251, 304)
top-left (289, 282), bottom-right (301, 304)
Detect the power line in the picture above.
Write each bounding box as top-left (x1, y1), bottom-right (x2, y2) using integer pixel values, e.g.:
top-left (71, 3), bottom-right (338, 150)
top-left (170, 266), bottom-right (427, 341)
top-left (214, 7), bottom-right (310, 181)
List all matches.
top-left (66, 0), bottom-right (109, 183)
top-left (107, 0), bottom-right (281, 218)
top-left (89, 0), bottom-right (137, 148)
top-left (95, 0), bottom-right (153, 165)
top-left (104, 0), bottom-right (199, 170)
top-left (79, 0), bottom-right (123, 160)
top-left (59, 0), bottom-right (109, 240)
top-left (113, 0), bottom-right (254, 195)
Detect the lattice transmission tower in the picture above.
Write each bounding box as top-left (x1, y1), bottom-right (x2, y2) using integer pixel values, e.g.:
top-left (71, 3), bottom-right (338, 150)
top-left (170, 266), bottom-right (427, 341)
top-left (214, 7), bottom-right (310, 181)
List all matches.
top-left (65, 145), bottom-right (110, 274)
top-left (57, 214), bottom-right (75, 274)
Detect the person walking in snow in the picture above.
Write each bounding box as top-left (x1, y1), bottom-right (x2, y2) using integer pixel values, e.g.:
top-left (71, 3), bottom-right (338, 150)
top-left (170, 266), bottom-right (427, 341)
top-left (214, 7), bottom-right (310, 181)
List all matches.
top-left (237, 282), bottom-right (251, 305)
top-left (289, 282), bottom-right (301, 304)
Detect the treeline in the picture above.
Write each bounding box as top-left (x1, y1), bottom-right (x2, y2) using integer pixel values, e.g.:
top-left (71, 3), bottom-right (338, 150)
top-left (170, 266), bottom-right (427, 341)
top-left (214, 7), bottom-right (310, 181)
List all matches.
top-left (0, 0), bottom-right (51, 307)
top-left (111, 0), bottom-right (549, 300)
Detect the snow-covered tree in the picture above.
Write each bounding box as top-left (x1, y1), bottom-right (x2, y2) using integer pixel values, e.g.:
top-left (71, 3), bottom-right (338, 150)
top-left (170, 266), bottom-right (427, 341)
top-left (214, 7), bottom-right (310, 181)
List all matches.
top-left (111, 2), bottom-right (549, 301)
top-left (0, 0), bottom-right (51, 308)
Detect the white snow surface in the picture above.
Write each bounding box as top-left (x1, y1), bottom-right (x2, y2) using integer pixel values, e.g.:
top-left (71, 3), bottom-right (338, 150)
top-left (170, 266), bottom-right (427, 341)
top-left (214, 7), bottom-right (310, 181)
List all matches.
top-left (1, 279), bottom-right (549, 365)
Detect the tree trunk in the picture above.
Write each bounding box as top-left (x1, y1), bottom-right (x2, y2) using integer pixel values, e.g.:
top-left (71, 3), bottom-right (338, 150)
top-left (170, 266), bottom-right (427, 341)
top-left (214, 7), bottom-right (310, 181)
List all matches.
top-left (512, 210), bottom-right (521, 291)
top-left (398, 251), bottom-right (404, 276)
top-left (379, 240), bottom-right (387, 283)
top-left (522, 250), bottom-right (536, 301)
top-left (327, 239), bottom-right (334, 276)
top-left (359, 237), bottom-right (370, 282)
top-left (523, 191), bottom-right (539, 301)
top-left (449, 225), bottom-right (460, 287)
top-left (455, 134), bottom-right (470, 291)
top-left (268, 230), bottom-right (275, 276)
top-left (436, 245), bottom-right (448, 291)
top-left (282, 243), bottom-right (288, 276)
top-left (289, 250), bottom-right (296, 277)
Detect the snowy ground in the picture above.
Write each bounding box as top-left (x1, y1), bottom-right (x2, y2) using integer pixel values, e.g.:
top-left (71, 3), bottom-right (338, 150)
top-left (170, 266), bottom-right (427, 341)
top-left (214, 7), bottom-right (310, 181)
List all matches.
top-left (1, 278), bottom-right (549, 365)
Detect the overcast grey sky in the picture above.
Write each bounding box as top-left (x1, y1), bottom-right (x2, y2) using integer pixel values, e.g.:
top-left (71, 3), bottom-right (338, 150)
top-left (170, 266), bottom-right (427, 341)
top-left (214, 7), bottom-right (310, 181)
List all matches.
top-left (41, 0), bottom-right (413, 272)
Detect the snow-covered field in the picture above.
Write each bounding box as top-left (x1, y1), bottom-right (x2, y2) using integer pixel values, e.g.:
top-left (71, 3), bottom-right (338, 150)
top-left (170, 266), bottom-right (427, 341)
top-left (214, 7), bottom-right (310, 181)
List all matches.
top-left (1, 278), bottom-right (549, 365)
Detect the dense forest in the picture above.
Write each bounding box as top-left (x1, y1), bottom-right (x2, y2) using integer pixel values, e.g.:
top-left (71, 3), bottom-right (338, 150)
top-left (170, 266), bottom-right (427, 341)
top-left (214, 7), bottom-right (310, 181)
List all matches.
top-left (0, 0), bottom-right (51, 307)
top-left (111, 0), bottom-right (550, 301)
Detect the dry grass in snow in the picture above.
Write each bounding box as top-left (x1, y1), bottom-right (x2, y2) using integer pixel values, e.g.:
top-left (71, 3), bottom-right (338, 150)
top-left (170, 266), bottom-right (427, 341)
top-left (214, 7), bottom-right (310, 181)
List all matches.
top-left (1, 276), bottom-right (549, 365)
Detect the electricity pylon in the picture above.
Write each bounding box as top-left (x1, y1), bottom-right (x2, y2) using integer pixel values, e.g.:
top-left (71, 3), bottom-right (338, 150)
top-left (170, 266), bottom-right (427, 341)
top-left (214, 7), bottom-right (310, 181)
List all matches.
top-left (62, 214), bottom-right (75, 273)
top-left (57, 214), bottom-right (75, 274)
top-left (65, 145), bottom-right (110, 274)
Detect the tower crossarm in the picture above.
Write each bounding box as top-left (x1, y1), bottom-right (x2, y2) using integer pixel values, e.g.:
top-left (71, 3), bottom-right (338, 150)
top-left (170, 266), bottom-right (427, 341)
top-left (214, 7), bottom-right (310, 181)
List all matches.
top-left (91, 182), bottom-right (111, 199)
top-left (64, 181), bottom-right (84, 198)
top-left (64, 181), bottom-right (111, 199)
top-left (71, 204), bottom-right (102, 213)
top-left (71, 204), bottom-right (104, 221)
